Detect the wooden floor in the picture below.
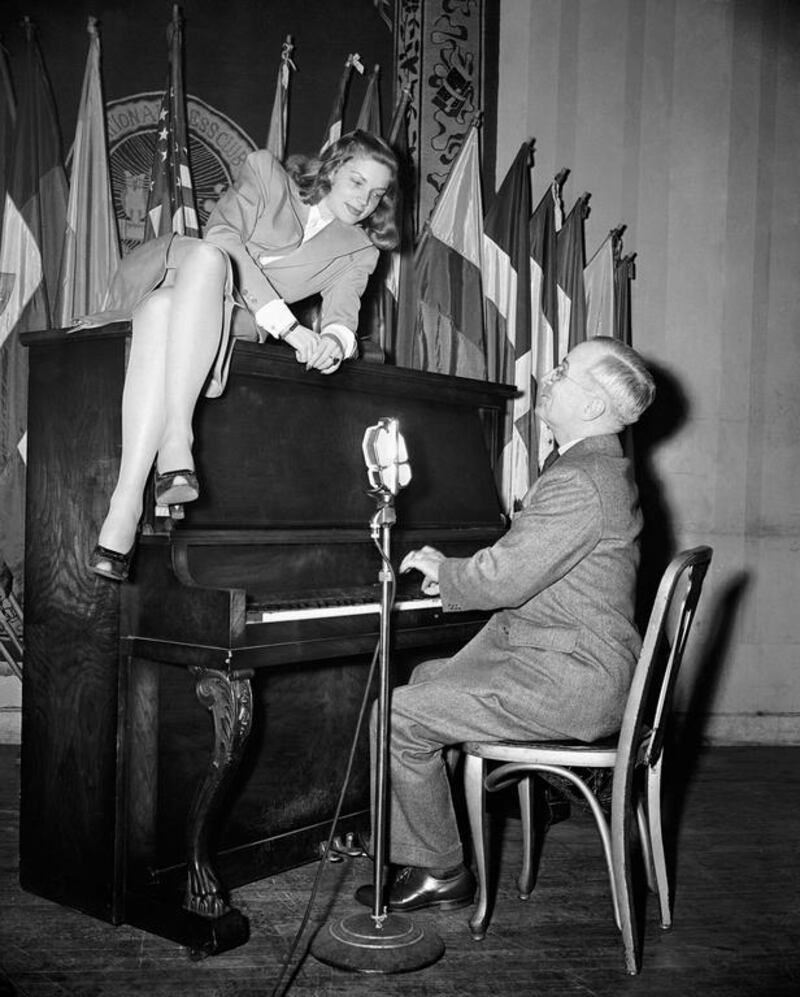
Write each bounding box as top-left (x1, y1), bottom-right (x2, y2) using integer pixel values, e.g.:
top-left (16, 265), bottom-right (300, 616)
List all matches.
top-left (0, 744), bottom-right (798, 996)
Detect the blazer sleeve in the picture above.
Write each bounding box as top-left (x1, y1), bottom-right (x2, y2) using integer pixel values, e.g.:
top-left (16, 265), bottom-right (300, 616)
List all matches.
top-left (439, 466), bottom-right (602, 612)
top-left (204, 151), bottom-right (283, 313)
top-left (319, 243), bottom-right (380, 333)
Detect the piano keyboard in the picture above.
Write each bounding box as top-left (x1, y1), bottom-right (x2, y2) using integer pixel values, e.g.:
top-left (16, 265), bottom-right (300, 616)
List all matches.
top-left (248, 595), bottom-right (442, 624)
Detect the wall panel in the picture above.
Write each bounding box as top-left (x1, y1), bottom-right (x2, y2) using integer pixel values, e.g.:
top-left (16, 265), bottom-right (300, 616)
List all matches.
top-left (497, 0), bottom-right (800, 743)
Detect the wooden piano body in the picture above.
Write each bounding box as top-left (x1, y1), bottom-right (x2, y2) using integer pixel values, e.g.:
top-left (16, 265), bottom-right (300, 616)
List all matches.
top-left (20, 325), bottom-right (514, 954)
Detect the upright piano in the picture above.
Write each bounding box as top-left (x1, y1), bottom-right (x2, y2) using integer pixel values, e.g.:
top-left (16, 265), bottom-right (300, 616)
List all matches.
top-left (20, 325), bottom-right (515, 955)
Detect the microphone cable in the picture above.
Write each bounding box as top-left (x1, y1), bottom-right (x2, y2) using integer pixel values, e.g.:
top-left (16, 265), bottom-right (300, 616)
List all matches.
top-left (268, 535), bottom-right (396, 997)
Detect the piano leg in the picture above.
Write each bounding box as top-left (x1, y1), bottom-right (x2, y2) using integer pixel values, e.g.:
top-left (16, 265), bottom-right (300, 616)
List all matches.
top-left (185, 666), bottom-right (254, 918)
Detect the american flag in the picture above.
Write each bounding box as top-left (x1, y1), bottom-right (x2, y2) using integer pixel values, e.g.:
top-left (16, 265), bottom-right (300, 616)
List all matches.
top-left (321, 53), bottom-right (364, 153)
top-left (144, 5), bottom-right (199, 240)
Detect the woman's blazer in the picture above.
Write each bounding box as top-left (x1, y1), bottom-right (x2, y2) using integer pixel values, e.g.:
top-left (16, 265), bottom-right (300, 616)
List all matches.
top-left (204, 149), bottom-right (380, 335)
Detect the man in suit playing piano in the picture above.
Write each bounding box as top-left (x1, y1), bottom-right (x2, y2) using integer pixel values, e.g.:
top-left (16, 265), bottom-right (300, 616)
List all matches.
top-left (356, 335), bottom-right (656, 913)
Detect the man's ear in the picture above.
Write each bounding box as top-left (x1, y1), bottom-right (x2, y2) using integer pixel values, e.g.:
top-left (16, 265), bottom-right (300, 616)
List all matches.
top-left (582, 395), bottom-right (606, 422)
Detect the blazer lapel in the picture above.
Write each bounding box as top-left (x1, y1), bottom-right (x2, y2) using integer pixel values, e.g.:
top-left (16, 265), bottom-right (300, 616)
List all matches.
top-left (263, 219), bottom-right (372, 270)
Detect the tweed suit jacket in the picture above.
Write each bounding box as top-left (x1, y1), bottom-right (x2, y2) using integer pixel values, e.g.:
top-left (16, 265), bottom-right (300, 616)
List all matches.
top-left (204, 149), bottom-right (380, 335)
top-left (437, 433), bottom-right (643, 740)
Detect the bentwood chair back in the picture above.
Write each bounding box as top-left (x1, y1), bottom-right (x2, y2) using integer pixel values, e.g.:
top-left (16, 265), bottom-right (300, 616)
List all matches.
top-left (462, 545), bottom-right (713, 974)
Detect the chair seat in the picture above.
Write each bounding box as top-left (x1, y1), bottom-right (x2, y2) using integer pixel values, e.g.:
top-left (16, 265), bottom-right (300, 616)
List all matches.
top-left (463, 736), bottom-right (619, 769)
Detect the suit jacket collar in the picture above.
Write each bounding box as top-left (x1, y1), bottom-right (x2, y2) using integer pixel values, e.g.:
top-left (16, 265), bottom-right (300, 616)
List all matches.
top-left (258, 168), bottom-right (373, 266)
top-left (560, 433), bottom-right (622, 460)
top-left (260, 218), bottom-right (373, 270)
top-left (559, 434), bottom-right (623, 461)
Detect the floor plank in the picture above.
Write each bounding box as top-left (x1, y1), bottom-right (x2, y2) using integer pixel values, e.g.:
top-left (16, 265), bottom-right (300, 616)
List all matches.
top-left (0, 745), bottom-right (798, 996)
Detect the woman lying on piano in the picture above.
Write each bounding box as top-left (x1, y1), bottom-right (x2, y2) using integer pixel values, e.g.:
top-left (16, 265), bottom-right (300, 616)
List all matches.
top-left (87, 129), bottom-right (399, 582)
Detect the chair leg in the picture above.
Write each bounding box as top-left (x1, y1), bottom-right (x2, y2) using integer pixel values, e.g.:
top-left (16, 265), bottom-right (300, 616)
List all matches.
top-left (636, 798), bottom-right (657, 894)
top-left (612, 800), bottom-right (642, 975)
top-left (464, 753), bottom-right (491, 941)
top-left (517, 775), bottom-right (536, 899)
top-left (647, 758), bottom-right (672, 928)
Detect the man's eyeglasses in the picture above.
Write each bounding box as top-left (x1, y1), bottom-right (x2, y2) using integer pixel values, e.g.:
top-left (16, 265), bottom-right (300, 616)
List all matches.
top-left (548, 358), bottom-right (602, 397)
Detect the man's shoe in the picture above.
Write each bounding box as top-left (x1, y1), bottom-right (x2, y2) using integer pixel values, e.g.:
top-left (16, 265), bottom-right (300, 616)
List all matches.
top-left (354, 864), bottom-right (475, 913)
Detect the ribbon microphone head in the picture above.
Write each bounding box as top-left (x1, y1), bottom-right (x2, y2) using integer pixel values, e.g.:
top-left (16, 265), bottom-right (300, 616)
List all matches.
top-left (362, 417), bottom-right (412, 496)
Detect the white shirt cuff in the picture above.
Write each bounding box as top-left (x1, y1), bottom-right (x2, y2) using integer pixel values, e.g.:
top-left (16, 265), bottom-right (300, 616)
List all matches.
top-left (254, 299), bottom-right (296, 338)
top-left (321, 323), bottom-right (357, 359)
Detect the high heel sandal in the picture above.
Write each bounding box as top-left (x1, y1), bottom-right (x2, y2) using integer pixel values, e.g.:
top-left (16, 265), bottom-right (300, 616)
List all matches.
top-left (88, 544), bottom-right (134, 582)
top-left (154, 469), bottom-right (200, 510)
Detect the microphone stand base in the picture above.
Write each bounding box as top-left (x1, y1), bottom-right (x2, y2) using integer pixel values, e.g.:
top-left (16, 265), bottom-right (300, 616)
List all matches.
top-left (310, 911), bottom-right (445, 974)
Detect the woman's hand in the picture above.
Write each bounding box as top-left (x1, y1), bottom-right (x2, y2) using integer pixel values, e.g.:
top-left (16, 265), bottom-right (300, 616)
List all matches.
top-left (307, 333), bottom-right (345, 375)
top-left (283, 325), bottom-right (320, 365)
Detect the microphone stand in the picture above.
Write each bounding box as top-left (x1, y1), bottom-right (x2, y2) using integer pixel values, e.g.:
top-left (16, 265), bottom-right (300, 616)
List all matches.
top-left (310, 428), bottom-right (444, 974)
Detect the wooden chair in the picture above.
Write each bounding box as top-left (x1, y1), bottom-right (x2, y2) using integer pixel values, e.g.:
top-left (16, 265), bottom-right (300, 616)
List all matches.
top-left (462, 545), bottom-right (713, 974)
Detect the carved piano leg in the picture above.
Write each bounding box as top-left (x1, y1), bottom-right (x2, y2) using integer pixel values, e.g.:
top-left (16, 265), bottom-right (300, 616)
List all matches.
top-left (185, 666), bottom-right (254, 918)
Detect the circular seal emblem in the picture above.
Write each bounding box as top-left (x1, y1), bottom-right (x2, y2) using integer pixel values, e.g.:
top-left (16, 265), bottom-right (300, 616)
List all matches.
top-left (106, 92), bottom-right (257, 255)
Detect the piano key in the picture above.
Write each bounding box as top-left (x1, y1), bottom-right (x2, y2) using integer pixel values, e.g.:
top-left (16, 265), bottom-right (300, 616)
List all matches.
top-left (249, 595), bottom-right (442, 624)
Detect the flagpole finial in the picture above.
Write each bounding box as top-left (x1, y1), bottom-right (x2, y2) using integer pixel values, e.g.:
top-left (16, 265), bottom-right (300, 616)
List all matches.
top-left (347, 53), bottom-right (365, 74)
top-left (610, 224), bottom-right (626, 260)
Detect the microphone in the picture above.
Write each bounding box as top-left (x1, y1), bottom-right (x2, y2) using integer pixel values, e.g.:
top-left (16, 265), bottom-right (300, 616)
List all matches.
top-left (361, 417), bottom-right (411, 496)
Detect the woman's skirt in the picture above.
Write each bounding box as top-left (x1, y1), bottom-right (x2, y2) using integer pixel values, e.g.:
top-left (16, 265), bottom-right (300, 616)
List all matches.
top-left (70, 232), bottom-right (253, 398)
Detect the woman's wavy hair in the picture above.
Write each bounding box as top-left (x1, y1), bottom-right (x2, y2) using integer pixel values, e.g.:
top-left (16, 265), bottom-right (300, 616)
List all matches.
top-left (285, 130), bottom-right (399, 251)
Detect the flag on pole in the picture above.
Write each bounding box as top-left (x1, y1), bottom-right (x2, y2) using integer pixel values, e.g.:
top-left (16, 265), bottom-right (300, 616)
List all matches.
top-left (556, 192), bottom-right (590, 357)
top-left (144, 4), bottom-right (199, 241)
top-left (529, 182), bottom-right (559, 469)
top-left (0, 39), bottom-right (16, 236)
top-left (584, 230), bottom-right (616, 341)
top-left (411, 120), bottom-right (486, 379)
top-left (614, 251), bottom-right (635, 346)
top-left (355, 64), bottom-right (382, 135)
top-left (320, 53), bottom-right (364, 153)
top-left (381, 87), bottom-right (415, 365)
top-left (55, 17), bottom-right (120, 324)
top-left (265, 36), bottom-right (295, 161)
top-left (0, 19), bottom-right (68, 590)
top-left (483, 141), bottom-right (532, 511)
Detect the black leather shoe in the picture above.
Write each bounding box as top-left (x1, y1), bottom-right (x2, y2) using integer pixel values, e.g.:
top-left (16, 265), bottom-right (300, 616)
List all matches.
top-left (355, 865), bottom-right (475, 913)
top-left (88, 543), bottom-right (133, 582)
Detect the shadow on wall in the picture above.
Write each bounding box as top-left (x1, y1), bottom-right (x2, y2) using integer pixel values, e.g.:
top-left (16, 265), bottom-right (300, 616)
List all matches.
top-left (663, 571), bottom-right (751, 882)
top-left (632, 360), bottom-right (690, 632)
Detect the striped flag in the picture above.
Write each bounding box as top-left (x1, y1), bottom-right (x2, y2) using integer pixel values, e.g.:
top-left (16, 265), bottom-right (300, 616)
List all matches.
top-left (0, 41), bottom-right (15, 236)
top-left (584, 224), bottom-right (626, 342)
top-left (0, 19), bottom-right (68, 589)
top-left (614, 251), bottom-right (636, 346)
top-left (529, 183), bottom-right (559, 469)
top-left (411, 121), bottom-right (486, 379)
top-left (265, 36), bottom-right (295, 161)
top-left (356, 64), bottom-right (382, 135)
top-left (55, 17), bottom-right (120, 324)
top-left (144, 5), bottom-right (199, 240)
top-left (584, 230), bottom-right (616, 342)
top-left (483, 142), bottom-right (532, 511)
top-left (320, 53), bottom-right (364, 153)
top-left (381, 87), bottom-right (415, 365)
top-left (556, 192), bottom-right (590, 357)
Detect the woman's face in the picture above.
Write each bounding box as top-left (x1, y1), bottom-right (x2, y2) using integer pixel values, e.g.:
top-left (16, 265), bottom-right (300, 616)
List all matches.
top-left (321, 155), bottom-right (392, 225)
